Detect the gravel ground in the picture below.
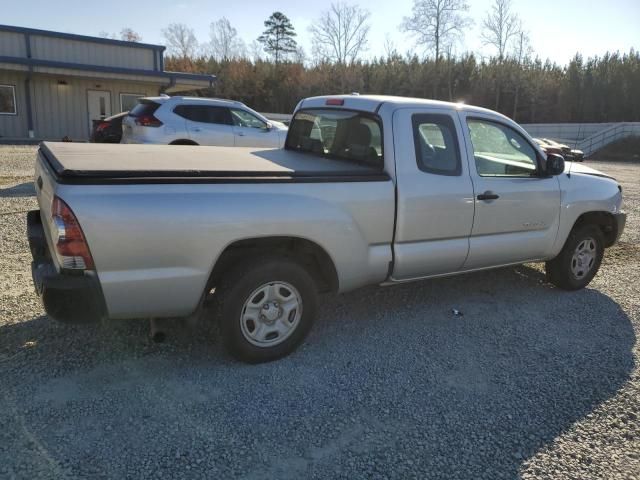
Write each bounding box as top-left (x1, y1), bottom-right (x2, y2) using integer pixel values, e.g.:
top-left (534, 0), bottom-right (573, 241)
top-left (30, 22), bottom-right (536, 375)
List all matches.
top-left (1, 146), bottom-right (638, 479)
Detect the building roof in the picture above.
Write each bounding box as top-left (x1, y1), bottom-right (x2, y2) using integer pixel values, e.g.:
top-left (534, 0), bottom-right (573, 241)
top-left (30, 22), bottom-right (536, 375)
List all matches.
top-left (0, 24), bottom-right (165, 51)
top-left (0, 24), bottom-right (215, 89)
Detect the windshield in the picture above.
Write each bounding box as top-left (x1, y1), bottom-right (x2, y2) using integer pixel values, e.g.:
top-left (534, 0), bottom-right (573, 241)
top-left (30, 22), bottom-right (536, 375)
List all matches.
top-left (285, 109), bottom-right (383, 169)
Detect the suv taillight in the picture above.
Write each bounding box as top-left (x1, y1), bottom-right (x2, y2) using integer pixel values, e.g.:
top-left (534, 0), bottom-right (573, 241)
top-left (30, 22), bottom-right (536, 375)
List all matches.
top-left (134, 114), bottom-right (163, 127)
top-left (51, 196), bottom-right (95, 270)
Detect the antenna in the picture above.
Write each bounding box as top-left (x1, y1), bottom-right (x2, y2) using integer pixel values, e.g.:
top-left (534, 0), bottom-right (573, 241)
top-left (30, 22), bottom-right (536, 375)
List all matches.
top-left (568, 77), bottom-right (586, 177)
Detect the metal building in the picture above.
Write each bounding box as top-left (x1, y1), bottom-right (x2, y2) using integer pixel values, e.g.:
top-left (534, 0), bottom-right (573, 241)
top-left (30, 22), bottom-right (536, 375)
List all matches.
top-left (0, 24), bottom-right (215, 141)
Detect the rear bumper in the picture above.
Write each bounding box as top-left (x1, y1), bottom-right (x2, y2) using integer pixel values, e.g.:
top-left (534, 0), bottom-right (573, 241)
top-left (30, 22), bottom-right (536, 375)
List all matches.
top-left (27, 210), bottom-right (106, 324)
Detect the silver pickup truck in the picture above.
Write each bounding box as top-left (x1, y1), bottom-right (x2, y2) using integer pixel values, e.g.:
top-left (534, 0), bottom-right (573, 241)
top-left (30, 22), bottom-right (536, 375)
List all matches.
top-left (28, 95), bottom-right (626, 363)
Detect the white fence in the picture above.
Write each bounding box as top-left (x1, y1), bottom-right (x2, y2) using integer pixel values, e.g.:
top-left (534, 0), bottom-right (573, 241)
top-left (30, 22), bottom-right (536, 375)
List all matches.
top-left (262, 113), bottom-right (292, 124)
top-left (521, 122), bottom-right (640, 156)
top-left (521, 123), bottom-right (618, 142)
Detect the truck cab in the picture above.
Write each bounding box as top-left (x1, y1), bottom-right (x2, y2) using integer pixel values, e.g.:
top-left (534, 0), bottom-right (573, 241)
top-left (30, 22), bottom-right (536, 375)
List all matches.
top-left (292, 95), bottom-right (624, 282)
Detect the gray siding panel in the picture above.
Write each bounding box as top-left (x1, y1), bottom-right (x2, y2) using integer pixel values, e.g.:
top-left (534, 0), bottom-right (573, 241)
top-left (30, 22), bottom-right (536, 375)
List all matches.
top-left (0, 31), bottom-right (27, 57)
top-left (30, 36), bottom-right (155, 71)
top-left (30, 76), bottom-right (158, 140)
top-left (0, 71), bottom-right (28, 138)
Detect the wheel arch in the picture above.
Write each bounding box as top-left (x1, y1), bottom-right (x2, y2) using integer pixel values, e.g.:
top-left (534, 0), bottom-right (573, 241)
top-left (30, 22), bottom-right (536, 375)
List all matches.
top-left (570, 211), bottom-right (619, 247)
top-left (169, 139), bottom-right (199, 145)
top-left (207, 236), bottom-right (340, 295)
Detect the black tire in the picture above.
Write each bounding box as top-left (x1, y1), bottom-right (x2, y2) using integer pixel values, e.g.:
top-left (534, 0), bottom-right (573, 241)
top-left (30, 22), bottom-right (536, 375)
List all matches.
top-left (215, 257), bottom-right (318, 363)
top-left (546, 224), bottom-right (604, 290)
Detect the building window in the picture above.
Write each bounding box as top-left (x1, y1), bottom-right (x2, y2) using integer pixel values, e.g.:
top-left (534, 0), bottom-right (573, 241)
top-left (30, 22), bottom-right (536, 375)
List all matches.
top-left (120, 93), bottom-right (145, 112)
top-left (0, 85), bottom-right (17, 115)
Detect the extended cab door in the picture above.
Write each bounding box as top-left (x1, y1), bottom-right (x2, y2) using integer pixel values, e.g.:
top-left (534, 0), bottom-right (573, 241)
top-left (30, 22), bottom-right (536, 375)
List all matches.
top-left (173, 105), bottom-right (235, 146)
top-left (391, 108), bottom-right (475, 280)
top-left (458, 112), bottom-right (561, 269)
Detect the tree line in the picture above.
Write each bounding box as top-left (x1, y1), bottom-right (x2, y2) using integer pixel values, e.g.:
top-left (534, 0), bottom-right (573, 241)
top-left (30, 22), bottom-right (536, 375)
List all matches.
top-left (105, 0), bottom-right (640, 123)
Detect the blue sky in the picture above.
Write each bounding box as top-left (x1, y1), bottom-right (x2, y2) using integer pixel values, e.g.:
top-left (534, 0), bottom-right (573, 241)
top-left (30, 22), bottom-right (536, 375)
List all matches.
top-left (2, 0), bottom-right (638, 64)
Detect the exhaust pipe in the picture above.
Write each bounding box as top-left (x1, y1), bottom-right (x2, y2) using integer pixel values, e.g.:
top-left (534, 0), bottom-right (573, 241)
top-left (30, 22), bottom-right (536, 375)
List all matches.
top-left (149, 318), bottom-right (166, 343)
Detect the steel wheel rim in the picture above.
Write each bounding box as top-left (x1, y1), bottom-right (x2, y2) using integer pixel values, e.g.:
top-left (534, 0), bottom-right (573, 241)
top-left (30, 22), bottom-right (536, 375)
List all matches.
top-left (240, 281), bottom-right (303, 347)
top-left (571, 237), bottom-right (597, 279)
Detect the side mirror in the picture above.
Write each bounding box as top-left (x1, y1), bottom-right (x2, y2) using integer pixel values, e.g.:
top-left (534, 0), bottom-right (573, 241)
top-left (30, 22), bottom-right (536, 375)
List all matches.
top-left (545, 153), bottom-right (565, 176)
top-left (264, 121), bottom-right (273, 131)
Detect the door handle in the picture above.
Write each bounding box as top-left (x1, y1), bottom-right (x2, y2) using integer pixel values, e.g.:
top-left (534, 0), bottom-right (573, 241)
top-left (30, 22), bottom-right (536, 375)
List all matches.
top-left (191, 128), bottom-right (201, 132)
top-left (477, 191), bottom-right (500, 201)
top-left (237, 132), bottom-right (245, 136)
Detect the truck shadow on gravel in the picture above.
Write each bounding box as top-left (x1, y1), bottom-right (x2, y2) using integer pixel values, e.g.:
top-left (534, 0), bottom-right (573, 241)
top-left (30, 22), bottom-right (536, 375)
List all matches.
top-left (0, 265), bottom-right (635, 479)
top-left (0, 181), bottom-right (35, 198)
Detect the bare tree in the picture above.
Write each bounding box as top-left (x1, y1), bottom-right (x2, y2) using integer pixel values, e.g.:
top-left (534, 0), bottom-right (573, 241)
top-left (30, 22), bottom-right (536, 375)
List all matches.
top-left (481, 0), bottom-right (520, 59)
top-left (383, 33), bottom-right (399, 59)
top-left (512, 29), bottom-right (533, 119)
top-left (120, 28), bottom-right (142, 42)
top-left (209, 17), bottom-right (245, 60)
top-left (162, 23), bottom-right (198, 59)
top-left (248, 40), bottom-right (263, 62)
top-left (400, 0), bottom-right (471, 64)
top-left (294, 46), bottom-right (307, 64)
top-left (514, 29), bottom-right (532, 64)
top-left (309, 2), bottom-right (371, 64)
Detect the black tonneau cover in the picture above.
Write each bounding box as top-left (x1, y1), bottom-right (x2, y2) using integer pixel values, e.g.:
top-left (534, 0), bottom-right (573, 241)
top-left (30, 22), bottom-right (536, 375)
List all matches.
top-left (40, 142), bottom-right (388, 184)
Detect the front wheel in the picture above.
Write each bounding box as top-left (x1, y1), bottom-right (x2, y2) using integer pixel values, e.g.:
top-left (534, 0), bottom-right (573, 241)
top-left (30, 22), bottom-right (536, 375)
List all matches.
top-left (216, 257), bottom-right (318, 363)
top-left (546, 225), bottom-right (604, 290)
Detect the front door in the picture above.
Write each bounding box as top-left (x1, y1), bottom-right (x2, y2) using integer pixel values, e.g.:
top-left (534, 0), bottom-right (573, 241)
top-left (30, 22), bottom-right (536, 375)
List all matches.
top-left (230, 108), bottom-right (280, 148)
top-left (459, 113), bottom-right (561, 269)
top-left (87, 90), bottom-right (112, 136)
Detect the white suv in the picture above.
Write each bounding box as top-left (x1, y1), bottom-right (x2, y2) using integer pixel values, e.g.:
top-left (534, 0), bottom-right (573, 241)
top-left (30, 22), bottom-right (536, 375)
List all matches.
top-left (121, 96), bottom-right (288, 148)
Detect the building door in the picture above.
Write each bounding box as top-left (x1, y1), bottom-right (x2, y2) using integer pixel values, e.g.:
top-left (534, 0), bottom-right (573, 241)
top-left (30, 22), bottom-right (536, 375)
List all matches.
top-left (87, 90), bottom-right (112, 136)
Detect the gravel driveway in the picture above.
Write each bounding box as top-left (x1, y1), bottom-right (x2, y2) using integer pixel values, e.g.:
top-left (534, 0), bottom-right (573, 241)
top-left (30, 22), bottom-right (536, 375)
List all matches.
top-left (1, 146), bottom-right (638, 479)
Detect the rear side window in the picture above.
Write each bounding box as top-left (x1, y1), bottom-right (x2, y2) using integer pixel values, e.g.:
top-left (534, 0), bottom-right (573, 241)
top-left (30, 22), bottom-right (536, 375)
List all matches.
top-left (129, 100), bottom-right (159, 117)
top-left (412, 114), bottom-right (461, 176)
top-left (286, 109), bottom-right (383, 169)
top-left (174, 105), bottom-right (232, 125)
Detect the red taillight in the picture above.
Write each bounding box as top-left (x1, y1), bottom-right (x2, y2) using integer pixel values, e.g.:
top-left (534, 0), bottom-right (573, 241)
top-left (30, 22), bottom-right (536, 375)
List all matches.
top-left (96, 121), bottom-right (110, 132)
top-left (134, 114), bottom-right (163, 127)
top-left (326, 98), bottom-right (345, 106)
top-left (51, 196), bottom-right (95, 270)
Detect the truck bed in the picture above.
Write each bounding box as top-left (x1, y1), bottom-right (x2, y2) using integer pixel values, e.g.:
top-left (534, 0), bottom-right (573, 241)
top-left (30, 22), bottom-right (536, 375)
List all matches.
top-left (40, 142), bottom-right (388, 184)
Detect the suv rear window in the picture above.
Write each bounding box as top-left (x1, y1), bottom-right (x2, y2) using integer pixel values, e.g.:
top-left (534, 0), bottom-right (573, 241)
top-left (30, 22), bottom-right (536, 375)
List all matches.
top-left (129, 100), bottom-right (159, 117)
top-left (285, 109), bottom-right (383, 169)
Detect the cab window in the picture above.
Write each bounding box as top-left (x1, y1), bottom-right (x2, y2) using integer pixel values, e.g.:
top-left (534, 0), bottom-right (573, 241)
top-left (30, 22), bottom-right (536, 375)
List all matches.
top-left (286, 109), bottom-right (383, 169)
top-left (467, 119), bottom-right (538, 177)
top-left (412, 114), bottom-right (461, 176)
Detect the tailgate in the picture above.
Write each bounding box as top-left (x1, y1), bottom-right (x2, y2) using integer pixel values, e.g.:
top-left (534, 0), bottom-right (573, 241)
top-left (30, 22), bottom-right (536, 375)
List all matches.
top-left (33, 149), bottom-right (60, 263)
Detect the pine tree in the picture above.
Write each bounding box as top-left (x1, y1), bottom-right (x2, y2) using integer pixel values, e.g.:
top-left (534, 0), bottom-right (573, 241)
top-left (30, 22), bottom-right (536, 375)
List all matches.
top-left (257, 12), bottom-right (297, 64)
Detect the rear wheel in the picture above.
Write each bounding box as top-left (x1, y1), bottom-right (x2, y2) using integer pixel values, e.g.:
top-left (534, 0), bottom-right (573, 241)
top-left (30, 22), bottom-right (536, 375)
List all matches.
top-left (546, 225), bottom-right (604, 290)
top-left (215, 257), bottom-right (318, 363)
